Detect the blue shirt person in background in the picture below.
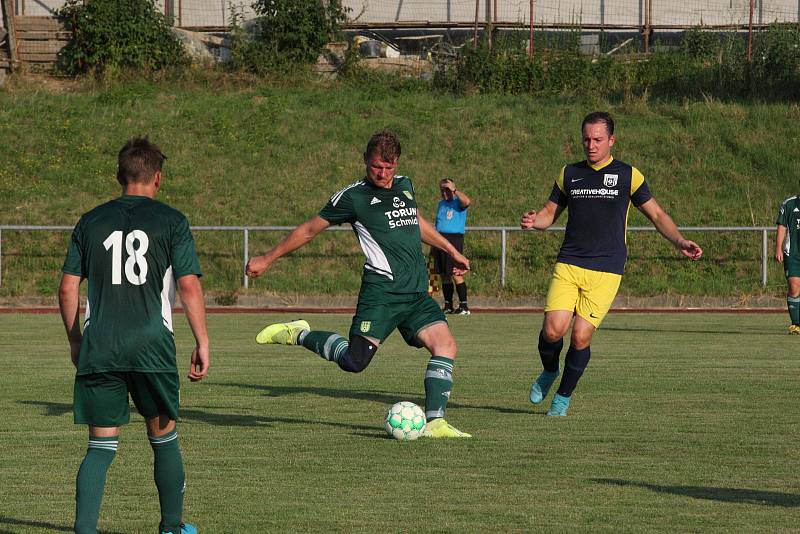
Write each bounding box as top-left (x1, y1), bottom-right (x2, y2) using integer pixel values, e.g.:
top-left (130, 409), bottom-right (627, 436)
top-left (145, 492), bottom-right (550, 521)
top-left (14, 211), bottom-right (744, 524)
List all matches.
top-left (431, 178), bottom-right (472, 315)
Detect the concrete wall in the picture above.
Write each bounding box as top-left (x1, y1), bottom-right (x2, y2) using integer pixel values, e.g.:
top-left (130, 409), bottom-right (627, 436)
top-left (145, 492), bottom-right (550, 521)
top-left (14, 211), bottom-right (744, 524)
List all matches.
top-left (9, 0), bottom-right (800, 27)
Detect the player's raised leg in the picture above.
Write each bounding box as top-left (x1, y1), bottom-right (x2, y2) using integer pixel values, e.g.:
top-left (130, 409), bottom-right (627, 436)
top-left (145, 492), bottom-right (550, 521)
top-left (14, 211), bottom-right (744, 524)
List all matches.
top-left (256, 319), bottom-right (383, 373)
top-left (416, 323), bottom-right (471, 438)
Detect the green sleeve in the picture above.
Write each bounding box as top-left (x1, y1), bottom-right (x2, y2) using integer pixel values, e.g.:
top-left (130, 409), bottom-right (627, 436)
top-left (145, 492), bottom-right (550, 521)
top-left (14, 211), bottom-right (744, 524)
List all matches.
top-left (61, 219), bottom-right (84, 276)
top-left (776, 202), bottom-right (789, 227)
top-left (319, 191), bottom-right (355, 225)
top-left (171, 216), bottom-right (202, 278)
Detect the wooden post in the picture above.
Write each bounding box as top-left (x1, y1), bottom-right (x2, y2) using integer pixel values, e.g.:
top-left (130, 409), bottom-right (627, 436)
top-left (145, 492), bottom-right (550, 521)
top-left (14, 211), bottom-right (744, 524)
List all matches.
top-left (529, 0), bottom-right (535, 58)
top-left (1, 0), bottom-right (19, 71)
top-left (643, 0), bottom-right (652, 54)
top-left (473, 0), bottom-right (479, 48)
top-left (747, 0), bottom-right (754, 63)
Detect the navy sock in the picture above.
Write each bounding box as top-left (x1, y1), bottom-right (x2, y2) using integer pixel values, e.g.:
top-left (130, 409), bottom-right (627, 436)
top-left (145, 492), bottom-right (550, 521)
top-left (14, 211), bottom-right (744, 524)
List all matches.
top-left (455, 283), bottom-right (468, 308)
top-left (442, 283), bottom-right (455, 309)
top-left (556, 345), bottom-right (591, 397)
top-left (538, 330), bottom-right (563, 373)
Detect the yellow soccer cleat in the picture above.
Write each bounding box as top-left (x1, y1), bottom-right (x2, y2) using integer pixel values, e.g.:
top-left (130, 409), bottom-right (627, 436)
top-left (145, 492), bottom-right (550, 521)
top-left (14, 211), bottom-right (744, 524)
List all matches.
top-left (255, 319), bottom-right (310, 345)
top-left (422, 418), bottom-right (472, 438)
top-left (789, 325), bottom-right (800, 335)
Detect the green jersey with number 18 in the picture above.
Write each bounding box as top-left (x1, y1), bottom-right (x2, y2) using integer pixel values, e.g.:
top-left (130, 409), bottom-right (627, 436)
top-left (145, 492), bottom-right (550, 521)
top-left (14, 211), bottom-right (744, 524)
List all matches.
top-left (62, 195), bottom-right (202, 376)
top-left (319, 176), bottom-right (428, 294)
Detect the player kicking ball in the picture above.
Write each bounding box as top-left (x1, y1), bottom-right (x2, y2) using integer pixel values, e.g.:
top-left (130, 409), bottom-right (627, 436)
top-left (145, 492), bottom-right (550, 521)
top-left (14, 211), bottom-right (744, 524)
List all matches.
top-left (246, 131), bottom-right (471, 438)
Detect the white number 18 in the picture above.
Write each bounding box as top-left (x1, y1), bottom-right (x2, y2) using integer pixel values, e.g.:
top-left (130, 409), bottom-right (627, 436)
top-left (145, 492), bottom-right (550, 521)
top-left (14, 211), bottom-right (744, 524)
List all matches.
top-left (103, 230), bottom-right (149, 285)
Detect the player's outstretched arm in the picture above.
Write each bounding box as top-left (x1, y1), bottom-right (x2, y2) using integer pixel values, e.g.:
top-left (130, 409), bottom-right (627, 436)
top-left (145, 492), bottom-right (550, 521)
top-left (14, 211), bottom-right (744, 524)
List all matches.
top-left (245, 215), bottom-right (331, 278)
top-left (58, 273), bottom-right (83, 368)
top-left (178, 274), bottom-right (210, 382)
top-left (638, 198), bottom-right (703, 260)
top-left (776, 225), bottom-right (786, 263)
top-left (419, 215), bottom-right (470, 273)
top-left (520, 201), bottom-right (563, 230)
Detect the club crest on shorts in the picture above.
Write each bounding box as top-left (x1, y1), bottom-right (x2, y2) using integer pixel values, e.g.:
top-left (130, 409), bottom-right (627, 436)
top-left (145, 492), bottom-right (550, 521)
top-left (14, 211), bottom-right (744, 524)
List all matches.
top-left (360, 321), bottom-right (371, 333)
top-left (402, 190), bottom-right (413, 200)
top-left (603, 174), bottom-right (618, 187)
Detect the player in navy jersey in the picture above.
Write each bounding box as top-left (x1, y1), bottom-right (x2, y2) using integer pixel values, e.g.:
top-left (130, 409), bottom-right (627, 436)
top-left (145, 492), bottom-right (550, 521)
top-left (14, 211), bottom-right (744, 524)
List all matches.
top-left (520, 112), bottom-right (702, 416)
top-left (431, 178), bottom-right (472, 314)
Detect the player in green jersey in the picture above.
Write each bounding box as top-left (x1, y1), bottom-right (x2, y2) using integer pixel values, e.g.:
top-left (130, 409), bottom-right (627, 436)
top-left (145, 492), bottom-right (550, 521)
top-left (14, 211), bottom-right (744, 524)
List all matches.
top-left (59, 138), bottom-right (210, 534)
top-left (775, 191), bottom-right (800, 333)
top-left (246, 130), bottom-right (472, 438)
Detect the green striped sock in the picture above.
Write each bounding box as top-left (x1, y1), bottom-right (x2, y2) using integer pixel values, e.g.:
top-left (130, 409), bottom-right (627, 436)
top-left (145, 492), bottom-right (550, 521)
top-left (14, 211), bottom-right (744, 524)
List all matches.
top-left (300, 330), bottom-right (349, 363)
top-left (149, 429), bottom-right (185, 534)
top-left (75, 435), bottom-right (118, 534)
top-left (424, 356), bottom-right (454, 421)
top-left (788, 296), bottom-right (800, 325)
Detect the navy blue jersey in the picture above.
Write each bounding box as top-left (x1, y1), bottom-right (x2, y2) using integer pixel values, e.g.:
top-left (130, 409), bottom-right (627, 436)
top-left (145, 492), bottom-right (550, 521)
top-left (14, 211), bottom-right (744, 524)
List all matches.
top-left (548, 157), bottom-right (652, 275)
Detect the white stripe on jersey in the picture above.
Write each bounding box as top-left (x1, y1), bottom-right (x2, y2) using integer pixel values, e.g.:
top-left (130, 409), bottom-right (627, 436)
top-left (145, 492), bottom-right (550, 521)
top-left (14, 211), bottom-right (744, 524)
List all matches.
top-left (161, 266), bottom-right (176, 333)
top-left (330, 180), bottom-right (366, 207)
top-left (352, 221), bottom-right (394, 280)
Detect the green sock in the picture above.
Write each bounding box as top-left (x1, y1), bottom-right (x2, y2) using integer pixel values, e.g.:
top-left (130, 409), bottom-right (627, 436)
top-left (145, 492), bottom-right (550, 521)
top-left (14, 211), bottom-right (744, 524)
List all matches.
top-left (300, 330), bottom-right (349, 363)
top-left (75, 436), bottom-right (118, 534)
top-left (788, 296), bottom-right (800, 326)
top-left (424, 356), bottom-right (454, 421)
top-left (149, 430), bottom-right (185, 534)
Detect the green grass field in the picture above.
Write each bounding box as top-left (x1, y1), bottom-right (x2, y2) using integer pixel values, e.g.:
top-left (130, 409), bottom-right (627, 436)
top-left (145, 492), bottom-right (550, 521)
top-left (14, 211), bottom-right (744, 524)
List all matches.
top-left (1, 312), bottom-right (798, 533)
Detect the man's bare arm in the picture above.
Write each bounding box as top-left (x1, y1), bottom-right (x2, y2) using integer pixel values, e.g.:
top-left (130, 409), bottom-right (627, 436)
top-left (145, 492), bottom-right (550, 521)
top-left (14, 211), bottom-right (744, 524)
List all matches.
top-left (177, 274), bottom-right (210, 382)
top-left (58, 273), bottom-right (83, 368)
top-left (246, 215), bottom-right (331, 278)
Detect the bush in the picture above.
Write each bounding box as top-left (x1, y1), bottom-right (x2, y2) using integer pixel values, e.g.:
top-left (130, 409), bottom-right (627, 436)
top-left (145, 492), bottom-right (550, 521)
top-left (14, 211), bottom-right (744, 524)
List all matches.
top-left (751, 23), bottom-right (800, 96)
top-left (229, 0), bottom-right (349, 74)
top-left (56, 0), bottom-right (186, 75)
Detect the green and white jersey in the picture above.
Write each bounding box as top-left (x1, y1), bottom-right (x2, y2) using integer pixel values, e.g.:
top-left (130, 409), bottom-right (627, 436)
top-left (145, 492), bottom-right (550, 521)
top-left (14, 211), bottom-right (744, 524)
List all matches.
top-left (62, 195), bottom-right (202, 376)
top-left (777, 196), bottom-right (800, 260)
top-left (319, 176), bottom-right (427, 293)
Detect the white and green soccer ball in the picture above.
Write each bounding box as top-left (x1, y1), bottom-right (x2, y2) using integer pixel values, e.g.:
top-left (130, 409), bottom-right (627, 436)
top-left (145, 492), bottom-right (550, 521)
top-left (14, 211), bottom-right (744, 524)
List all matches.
top-left (384, 401), bottom-right (426, 441)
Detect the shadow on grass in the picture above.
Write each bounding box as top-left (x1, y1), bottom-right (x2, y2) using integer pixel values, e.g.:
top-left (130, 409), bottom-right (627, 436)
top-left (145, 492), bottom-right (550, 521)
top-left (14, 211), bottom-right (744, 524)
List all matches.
top-left (19, 400), bottom-right (376, 431)
top-left (220, 383), bottom-right (531, 415)
top-left (601, 326), bottom-right (750, 335)
top-left (0, 516), bottom-right (124, 534)
top-left (592, 478), bottom-right (800, 507)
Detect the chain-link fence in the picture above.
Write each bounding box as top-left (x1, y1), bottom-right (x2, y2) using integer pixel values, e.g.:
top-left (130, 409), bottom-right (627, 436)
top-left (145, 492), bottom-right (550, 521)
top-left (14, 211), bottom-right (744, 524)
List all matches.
top-left (7, 0), bottom-right (799, 29)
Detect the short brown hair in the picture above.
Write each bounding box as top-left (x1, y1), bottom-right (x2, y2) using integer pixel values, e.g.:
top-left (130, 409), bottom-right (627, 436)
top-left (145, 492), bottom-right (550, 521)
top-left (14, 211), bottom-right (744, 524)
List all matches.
top-left (365, 130), bottom-right (401, 162)
top-left (117, 137), bottom-right (166, 186)
top-left (582, 111), bottom-right (615, 136)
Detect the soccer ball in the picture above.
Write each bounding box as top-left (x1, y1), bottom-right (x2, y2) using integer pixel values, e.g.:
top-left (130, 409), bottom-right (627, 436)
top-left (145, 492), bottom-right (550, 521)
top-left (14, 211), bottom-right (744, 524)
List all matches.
top-left (384, 401), bottom-right (426, 441)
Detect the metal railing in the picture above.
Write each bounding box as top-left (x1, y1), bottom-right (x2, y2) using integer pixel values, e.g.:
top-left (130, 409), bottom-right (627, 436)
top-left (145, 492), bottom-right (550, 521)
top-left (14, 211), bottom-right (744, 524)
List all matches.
top-left (0, 225), bottom-right (778, 289)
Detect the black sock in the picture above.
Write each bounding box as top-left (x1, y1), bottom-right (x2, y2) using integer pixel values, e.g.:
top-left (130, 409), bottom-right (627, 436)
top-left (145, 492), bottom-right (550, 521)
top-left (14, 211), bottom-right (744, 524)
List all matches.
top-left (538, 330), bottom-right (563, 373)
top-left (455, 283), bottom-right (468, 309)
top-left (557, 345), bottom-right (591, 397)
top-left (442, 283), bottom-right (454, 309)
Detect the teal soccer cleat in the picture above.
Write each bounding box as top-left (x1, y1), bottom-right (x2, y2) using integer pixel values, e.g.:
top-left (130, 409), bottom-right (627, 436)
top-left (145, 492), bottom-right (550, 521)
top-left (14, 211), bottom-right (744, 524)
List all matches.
top-left (529, 369), bottom-right (560, 405)
top-left (546, 393), bottom-right (571, 417)
top-left (162, 523), bottom-right (197, 534)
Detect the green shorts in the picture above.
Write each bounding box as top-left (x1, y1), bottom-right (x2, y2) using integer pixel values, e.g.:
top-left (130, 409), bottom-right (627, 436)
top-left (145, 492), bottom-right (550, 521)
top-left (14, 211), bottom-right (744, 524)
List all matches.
top-left (73, 371), bottom-right (180, 427)
top-left (349, 287), bottom-right (446, 347)
top-left (785, 256), bottom-right (800, 278)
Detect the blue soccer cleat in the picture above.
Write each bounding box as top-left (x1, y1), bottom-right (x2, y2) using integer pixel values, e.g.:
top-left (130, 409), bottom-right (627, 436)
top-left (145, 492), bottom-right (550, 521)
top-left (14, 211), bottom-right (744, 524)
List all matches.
top-left (529, 369), bottom-right (560, 405)
top-left (546, 393), bottom-right (571, 417)
top-left (162, 523), bottom-right (197, 534)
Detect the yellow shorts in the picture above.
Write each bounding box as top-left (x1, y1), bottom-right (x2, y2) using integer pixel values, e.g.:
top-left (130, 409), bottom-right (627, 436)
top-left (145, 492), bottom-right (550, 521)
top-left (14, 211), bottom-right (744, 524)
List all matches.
top-left (544, 262), bottom-right (622, 328)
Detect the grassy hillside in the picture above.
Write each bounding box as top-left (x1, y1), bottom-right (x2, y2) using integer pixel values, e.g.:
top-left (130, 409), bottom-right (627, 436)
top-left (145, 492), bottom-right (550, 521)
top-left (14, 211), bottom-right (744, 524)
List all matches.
top-left (0, 77), bottom-right (796, 299)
